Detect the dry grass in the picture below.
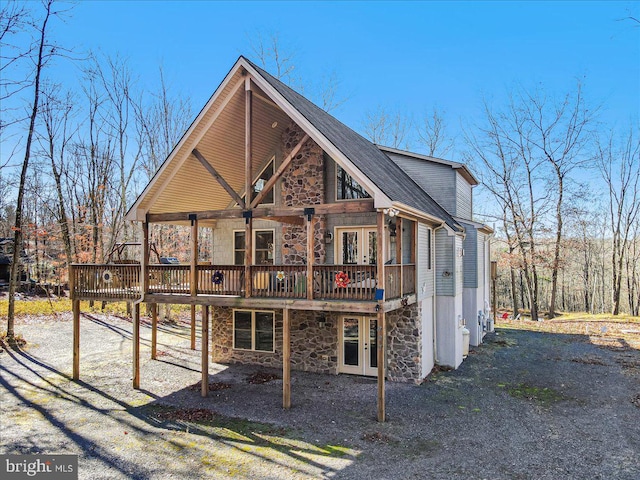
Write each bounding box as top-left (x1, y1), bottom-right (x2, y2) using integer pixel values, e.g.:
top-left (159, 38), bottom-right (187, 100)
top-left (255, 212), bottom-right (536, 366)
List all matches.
top-left (497, 313), bottom-right (640, 350)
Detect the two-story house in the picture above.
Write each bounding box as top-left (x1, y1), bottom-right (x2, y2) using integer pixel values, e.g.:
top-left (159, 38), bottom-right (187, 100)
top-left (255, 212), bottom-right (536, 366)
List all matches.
top-left (69, 56), bottom-right (492, 422)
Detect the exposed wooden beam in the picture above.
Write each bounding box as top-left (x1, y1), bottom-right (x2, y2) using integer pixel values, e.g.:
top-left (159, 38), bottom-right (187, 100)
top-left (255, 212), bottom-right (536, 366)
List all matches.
top-left (151, 303), bottom-right (158, 359)
top-left (306, 215), bottom-right (314, 300)
top-left (133, 302), bottom-right (140, 389)
top-left (377, 210), bottom-right (386, 422)
top-left (140, 78), bottom-right (244, 218)
top-left (245, 77), bottom-right (253, 208)
top-left (201, 305), bottom-right (209, 397)
top-left (146, 200), bottom-right (375, 224)
top-left (142, 222), bottom-right (149, 295)
top-left (250, 133), bottom-right (310, 208)
top-left (190, 217), bottom-right (199, 297)
top-left (72, 299), bottom-right (80, 380)
top-left (377, 308), bottom-right (386, 422)
top-left (192, 149), bottom-right (245, 209)
top-left (143, 293), bottom-right (380, 313)
top-left (283, 307), bottom-right (291, 409)
top-left (190, 304), bottom-right (196, 350)
top-left (244, 216), bottom-right (253, 297)
top-left (264, 216), bottom-right (305, 226)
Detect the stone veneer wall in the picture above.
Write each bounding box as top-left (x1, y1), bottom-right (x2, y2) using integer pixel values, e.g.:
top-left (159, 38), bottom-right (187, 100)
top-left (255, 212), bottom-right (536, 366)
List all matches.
top-left (386, 303), bottom-right (423, 383)
top-left (211, 306), bottom-right (338, 374)
top-left (280, 122), bottom-right (326, 265)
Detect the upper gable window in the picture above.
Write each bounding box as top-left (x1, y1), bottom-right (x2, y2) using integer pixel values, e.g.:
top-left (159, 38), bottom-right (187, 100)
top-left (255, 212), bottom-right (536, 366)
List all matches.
top-left (336, 165), bottom-right (370, 200)
top-left (238, 157), bottom-right (275, 207)
top-left (252, 158), bottom-right (274, 205)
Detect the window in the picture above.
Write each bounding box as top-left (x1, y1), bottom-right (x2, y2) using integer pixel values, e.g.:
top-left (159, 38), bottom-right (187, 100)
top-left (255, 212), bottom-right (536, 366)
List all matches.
top-left (255, 230), bottom-right (274, 265)
top-left (238, 157), bottom-right (275, 207)
top-left (233, 310), bottom-right (274, 352)
top-left (252, 158), bottom-right (274, 205)
top-left (336, 165), bottom-right (370, 200)
top-left (233, 230), bottom-right (274, 266)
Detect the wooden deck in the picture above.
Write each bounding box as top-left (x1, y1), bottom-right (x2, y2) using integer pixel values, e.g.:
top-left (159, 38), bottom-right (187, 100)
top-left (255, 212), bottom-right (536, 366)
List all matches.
top-left (69, 263), bottom-right (416, 305)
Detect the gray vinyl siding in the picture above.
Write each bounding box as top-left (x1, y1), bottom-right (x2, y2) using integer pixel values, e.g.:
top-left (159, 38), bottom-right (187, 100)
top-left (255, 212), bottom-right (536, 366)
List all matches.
top-left (463, 226), bottom-right (478, 288)
top-left (435, 228), bottom-right (454, 296)
top-left (386, 153), bottom-right (456, 215)
top-left (325, 212), bottom-right (377, 264)
top-left (456, 172), bottom-right (473, 220)
top-left (455, 235), bottom-right (464, 296)
top-left (417, 223), bottom-right (434, 298)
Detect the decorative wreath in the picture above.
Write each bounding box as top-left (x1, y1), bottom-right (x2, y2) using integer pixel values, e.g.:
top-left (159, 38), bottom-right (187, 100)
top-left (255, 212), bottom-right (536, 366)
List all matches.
top-left (212, 271), bottom-right (224, 285)
top-left (276, 271), bottom-right (286, 281)
top-left (335, 271), bottom-right (350, 288)
top-left (102, 269), bottom-right (113, 284)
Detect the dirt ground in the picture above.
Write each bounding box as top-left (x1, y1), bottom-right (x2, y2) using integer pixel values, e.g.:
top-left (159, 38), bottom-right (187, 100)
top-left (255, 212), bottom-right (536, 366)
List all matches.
top-left (1, 312), bottom-right (639, 479)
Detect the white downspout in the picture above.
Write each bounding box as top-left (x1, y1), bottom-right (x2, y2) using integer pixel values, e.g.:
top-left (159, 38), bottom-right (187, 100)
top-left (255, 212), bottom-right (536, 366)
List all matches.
top-left (432, 223), bottom-right (445, 365)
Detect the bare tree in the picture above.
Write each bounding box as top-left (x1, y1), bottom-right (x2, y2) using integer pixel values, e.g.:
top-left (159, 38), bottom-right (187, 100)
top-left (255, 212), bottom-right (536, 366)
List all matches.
top-left (0, 0), bottom-right (31, 132)
top-left (7, 0), bottom-right (57, 344)
top-left (362, 106), bottom-right (411, 149)
top-left (521, 83), bottom-right (594, 318)
top-left (37, 83), bottom-right (77, 268)
top-left (596, 125), bottom-right (640, 315)
top-left (417, 108), bottom-right (454, 157)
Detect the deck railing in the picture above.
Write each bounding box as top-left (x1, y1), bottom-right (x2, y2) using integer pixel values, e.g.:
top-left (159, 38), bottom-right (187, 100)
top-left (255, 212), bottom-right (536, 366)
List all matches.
top-left (70, 263), bottom-right (141, 300)
top-left (70, 262), bottom-right (416, 302)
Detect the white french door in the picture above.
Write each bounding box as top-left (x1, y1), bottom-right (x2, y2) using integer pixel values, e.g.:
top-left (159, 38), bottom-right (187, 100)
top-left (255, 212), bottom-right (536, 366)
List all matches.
top-left (339, 316), bottom-right (378, 376)
top-left (336, 227), bottom-right (377, 265)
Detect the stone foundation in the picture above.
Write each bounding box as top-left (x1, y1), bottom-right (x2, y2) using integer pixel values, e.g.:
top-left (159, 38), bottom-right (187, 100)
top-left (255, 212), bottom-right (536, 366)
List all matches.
top-left (211, 307), bottom-right (338, 374)
top-left (386, 303), bottom-right (423, 383)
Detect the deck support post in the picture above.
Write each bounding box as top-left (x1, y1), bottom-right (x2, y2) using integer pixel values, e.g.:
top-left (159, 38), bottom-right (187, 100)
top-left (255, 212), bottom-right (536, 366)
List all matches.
top-left (190, 305), bottom-right (196, 350)
top-left (377, 308), bottom-right (386, 422)
top-left (201, 305), bottom-right (209, 397)
top-left (283, 307), bottom-right (291, 409)
top-left (72, 299), bottom-right (80, 380)
top-left (151, 303), bottom-right (158, 359)
top-left (377, 210), bottom-right (387, 422)
top-left (396, 217), bottom-right (403, 295)
top-left (133, 302), bottom-right (140, 389)
top-left (244, 75), bottom-right (253, 298)
top-left (306, 212), bottom-right (314, 300)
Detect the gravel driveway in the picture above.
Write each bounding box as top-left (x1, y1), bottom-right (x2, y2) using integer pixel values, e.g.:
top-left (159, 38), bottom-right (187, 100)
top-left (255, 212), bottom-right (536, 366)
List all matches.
top-left (1, 312), bottom-right (639, 479)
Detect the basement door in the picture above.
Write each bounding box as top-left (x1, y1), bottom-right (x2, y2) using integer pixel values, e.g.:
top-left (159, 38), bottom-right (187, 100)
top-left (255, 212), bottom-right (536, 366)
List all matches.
top-left (338, 316), bottom-right (378, 376)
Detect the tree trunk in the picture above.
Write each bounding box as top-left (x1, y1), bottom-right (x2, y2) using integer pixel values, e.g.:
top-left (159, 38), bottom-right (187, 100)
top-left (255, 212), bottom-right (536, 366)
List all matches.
top-left (7, 0), bottom-right (53, 342)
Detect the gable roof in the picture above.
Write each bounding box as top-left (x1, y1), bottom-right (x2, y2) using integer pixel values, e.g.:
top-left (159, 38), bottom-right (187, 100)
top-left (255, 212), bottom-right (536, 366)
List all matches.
top-left (126, 56), bottom-right (462, 232)
top-left (241, 58), bottom-right (461, 231)
top-left (377, 145), bottom-right (479, 186)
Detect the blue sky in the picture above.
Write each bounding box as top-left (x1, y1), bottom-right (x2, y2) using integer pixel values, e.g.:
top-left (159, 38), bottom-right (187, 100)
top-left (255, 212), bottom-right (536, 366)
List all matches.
top-left (2, 0), bottom-right (638, 168)
top-left (40, 0), bottom-right (636, 147)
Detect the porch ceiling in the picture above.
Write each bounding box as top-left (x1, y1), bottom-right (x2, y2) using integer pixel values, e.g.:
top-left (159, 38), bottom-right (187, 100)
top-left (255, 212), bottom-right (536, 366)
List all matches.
top-left (140, 75), bottom-right (293, 221)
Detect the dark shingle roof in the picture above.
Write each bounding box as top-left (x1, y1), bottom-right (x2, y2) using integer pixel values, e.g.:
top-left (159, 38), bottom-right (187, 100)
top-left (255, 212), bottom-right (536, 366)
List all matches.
top-left (243, 57), bottom-right (461, 232)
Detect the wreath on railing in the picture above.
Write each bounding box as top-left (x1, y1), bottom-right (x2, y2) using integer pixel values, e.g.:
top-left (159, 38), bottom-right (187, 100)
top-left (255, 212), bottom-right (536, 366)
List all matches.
top-left (276, 271), bottom-right (286, 281)
top-left (102, 269), bottom-right (113, 284)
top-left (212, 271), bottom-right (224, 285)
top-left (335, 271), bottom-right (350, 288)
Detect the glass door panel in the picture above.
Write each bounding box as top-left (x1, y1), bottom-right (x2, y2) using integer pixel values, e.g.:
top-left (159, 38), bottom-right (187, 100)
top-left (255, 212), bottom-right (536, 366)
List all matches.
top-left (341, 231), bottom-right (358, 264)
top-left (343, 318), bottom-right (360, 367)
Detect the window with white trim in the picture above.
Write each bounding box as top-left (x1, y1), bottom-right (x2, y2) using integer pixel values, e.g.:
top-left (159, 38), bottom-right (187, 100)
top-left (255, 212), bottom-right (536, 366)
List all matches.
top-left (233, 310), bottom-right (274, 352)
top-left (233, 230), bottom-right (274, 266)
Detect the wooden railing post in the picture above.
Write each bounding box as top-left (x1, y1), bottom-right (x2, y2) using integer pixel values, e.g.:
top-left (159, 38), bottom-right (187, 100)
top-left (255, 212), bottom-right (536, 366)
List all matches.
top-left (396, 217), bottom-right (403, 296)
top-left (190, 216), bottom-right (198, 297)
top-left (142, 221), bottom-right (149, 297)
top-left (305, 209), bottom-right (315, 300)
